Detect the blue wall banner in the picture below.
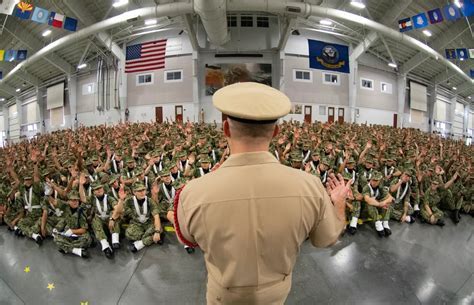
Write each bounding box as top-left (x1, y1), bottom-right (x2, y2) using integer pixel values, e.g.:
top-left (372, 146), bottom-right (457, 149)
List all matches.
top-left (308, 39), bottom-right (350, 73)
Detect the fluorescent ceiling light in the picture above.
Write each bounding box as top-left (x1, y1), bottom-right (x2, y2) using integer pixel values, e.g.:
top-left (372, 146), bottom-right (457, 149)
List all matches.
top-left (16, 88), bottom-right (21, 92)
top-left (452, 87), bottom-right (457, 90)
top-left (388, 62), bottom-right (397, 68)
top-left (77, 63), bottom-right (87, 69)
top-left (145, 19), bottom-right (157, 26)
top-left (0, 98), bottom-right (5, 102)
top-left (460, 58), bottom-right (464, 61)
top-left (454, 0), bottom-right (462, 8)
top-left (9, 57), bottom-right (14, 62)
top-left (113, 0), bottom-right (128, 8)
top-left (422, 30), bottom-right (432, 37)
top-left (42, 29), bottom-right (51, 37)
top-left (350, 0), bottom-right (366, 9)
top-left (320, 19), bottom-right (333, 26)
top-left (468, 96), bottom-right (471, 99)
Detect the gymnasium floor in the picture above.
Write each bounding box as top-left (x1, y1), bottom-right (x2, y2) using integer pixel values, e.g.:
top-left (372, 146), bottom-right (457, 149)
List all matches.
top-left (0, 216), bottom-right (473, 305)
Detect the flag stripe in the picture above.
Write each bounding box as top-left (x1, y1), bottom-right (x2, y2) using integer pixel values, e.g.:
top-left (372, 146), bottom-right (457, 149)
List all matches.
top-left (125, 39), bottom-right (167, 73)
top-left (125, 65), bottom-right (165, 73)
top-left (126, 61), bottom-right (165, 70)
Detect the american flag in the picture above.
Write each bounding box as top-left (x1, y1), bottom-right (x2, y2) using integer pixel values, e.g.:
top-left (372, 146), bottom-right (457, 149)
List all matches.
top-left (125, 39), bottom-right (167, 73)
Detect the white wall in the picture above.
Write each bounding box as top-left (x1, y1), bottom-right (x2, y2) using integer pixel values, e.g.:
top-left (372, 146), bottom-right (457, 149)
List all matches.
top-left (357, 65), bottom-right (398, 112)
top-left (127, 103), bottom-right (195, 123)
top-left (356, 107), bottom-right (395, 126)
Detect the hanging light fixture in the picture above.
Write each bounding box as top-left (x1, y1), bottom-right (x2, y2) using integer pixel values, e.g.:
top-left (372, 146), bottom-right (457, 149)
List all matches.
top-left (350, 0), bottom-right (366, 9)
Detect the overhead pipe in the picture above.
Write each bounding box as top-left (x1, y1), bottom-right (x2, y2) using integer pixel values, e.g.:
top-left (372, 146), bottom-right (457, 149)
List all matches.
top-left (0, 2), bottom-right (193, 84)
top-left (194, 0), bottom-right (230, 46)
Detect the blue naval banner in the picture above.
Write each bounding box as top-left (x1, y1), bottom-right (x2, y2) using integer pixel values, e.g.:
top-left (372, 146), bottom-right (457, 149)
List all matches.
top-left (308, 39), bottom-right (350, 73)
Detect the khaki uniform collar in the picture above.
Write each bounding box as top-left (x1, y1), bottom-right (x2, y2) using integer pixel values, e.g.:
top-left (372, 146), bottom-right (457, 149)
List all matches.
top-left (220, 151), bottom-right (279, 168)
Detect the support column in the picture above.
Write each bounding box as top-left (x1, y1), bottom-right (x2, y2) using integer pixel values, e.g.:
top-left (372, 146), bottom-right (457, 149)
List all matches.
top-left (36, 87), bottom-right (45, 134)
top-left (463, 103), bottom-right (470, 140)
top-left (68, 75), bottom-right (78, 130)
top-left (192, 51), bottom-right (200, 123)
top-left (2, 104), bottom-right (9, 145)
top-left (118, 44), bottom-right (128, 123)
top-left (449, 96), bottom-right (457, 138)
top-left (16, 98), bottom-right (22, 141)
top-left (348, 58), bottom-right (358, 123)
top-left (427, 85), bottom-right (436, 134)
top-left (396, 74), bottom-right (407, 128)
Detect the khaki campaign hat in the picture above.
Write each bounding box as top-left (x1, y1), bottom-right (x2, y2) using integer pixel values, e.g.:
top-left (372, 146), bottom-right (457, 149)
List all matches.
top-left (213, 82), bottom-right (291, 122)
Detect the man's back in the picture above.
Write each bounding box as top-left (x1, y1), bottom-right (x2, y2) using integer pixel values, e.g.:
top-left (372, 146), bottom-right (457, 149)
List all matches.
top-left (178, 151), bottom-right (343, 304)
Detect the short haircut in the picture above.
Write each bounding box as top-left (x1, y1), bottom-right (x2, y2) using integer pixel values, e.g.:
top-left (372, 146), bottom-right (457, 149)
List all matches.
top-left (227, 117), bottom-right (276, 140)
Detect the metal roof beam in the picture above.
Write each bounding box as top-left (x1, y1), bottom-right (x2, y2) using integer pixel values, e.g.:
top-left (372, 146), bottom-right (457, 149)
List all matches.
top-left (0, 82), bottom-right (19, 97)
top-left (63, 0), bottom-right (124, 61)
top-left (400, 22), bottom-right (473, 74)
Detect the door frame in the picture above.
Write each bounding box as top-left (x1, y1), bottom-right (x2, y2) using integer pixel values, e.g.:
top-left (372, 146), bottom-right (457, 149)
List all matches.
top-left (304, 105), bottom-right (312, 124)
top-left (328, 107), bottom-right (335, 123)
top-left (155, 106), bottom-right (163, 123)
top-left (175, 105), bottom-right (183, 122)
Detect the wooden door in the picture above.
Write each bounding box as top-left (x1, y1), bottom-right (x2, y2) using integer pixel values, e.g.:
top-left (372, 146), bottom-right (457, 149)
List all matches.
top-left (393, 113), bottom-right (398, 128)
top-left (222, 113), bottom-right (228, 123)
top-left (175, 105), bottom-right (183, 122)
top-left (155, 107), bottom-right (163, 123)
top-left (337, 108), bottom-right (344, 124)
top-left (304, 106), bottom-right (312, 124)
top-left (328, 107), bottom-right (335, 123)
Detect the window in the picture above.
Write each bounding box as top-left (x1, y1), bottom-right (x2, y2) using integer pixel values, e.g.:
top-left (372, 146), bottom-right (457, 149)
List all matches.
top-left (227, 15), bottom-right (237, 27)
top-left (322, 73), bottom-right (340, 85)
top-left (319, 106), bottom-right (326, 115)
top-left (256, 16), bottom-right (269, 28)
top-left (241, 16), bottom-right (253, 27)
top-left (293, 69), bottom-right (312, 82)
top-left (361, 78), bottom-right (374, 90)
top-left (82, 83), bottom-right (95, 95)
top-left (50, 107), bottom-right (64, 127)
top-left (27, 124), bottom-right (37, 131)
top-left (164, 70), bottom-right (183, 83)
top-left (381, 82), bottom-right (392, 94)
top-left (136, 73), bottom-right (154, 86)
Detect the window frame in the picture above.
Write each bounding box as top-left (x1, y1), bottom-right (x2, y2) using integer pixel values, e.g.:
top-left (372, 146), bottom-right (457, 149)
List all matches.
top-left (293, 69), bottom-right (312, 83)
top-left (136, 73), bottom-right (154, 86)
top-left (256, 16), bottom-right (269, 28)
top-left (380, 81), bottom-right (393, 94)
top-left (240, 15), bottom-right (254, 27)
top-left (164, 69), bottom-right (183, 83)
top-left (322, 72), bottom-right (340, 86)
top-left (360, 78), bottom-right (374, 91)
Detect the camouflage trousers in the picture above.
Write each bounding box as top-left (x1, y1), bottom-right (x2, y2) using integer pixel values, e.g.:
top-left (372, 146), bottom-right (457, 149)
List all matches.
top-left (40, 215), bottom-right (62, 237)
top-left (439, 189), bottom-right (463, 211)
top-left (4, 211), bottom-right (21, 228)
top-left (91, 216), bottom-right (120, 241)
top-left (54, 232), bottom-right (92, 252)
top-left (421, 206), bottom-right (444, 223)
top-left (461, 198), bottom-right (474, 214)
top-left (367, 205), bottom-right (391, 222)
top-left (390, 201), bottom-right (414, 221)
top-left (18, 214), bottom-right (41, 237)
top-left (125, 221), bottom-right (155, 246)
top-left (346, 201), bottom-right (361, 219)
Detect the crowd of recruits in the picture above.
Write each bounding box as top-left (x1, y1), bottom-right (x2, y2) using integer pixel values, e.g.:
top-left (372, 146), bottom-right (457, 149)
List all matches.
top-left (0, 120), bottom-right (472, 258)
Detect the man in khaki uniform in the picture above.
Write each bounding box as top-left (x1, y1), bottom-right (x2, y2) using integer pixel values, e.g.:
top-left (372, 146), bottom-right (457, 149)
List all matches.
top-left (175, 82), bottom-right (349, 305)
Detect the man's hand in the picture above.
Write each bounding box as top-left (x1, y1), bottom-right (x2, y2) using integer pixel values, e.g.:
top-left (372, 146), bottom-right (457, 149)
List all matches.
top-left (326, 173), bottom-right (351, 218)
top-left (153, 232), bottom-right (161, 243)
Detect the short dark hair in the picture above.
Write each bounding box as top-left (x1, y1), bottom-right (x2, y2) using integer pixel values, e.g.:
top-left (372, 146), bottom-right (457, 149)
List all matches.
top-left (227, 117), bottom-right (276, 140)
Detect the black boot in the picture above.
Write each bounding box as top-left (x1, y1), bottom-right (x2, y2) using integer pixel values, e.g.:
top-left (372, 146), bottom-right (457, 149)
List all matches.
top-left (112, 243), bottom-right (120, 250)
top-left (81, 249), bottom-right (90, 259)
top-left (128, 243), bottom-right (138, 253)
top-left (347, 226), bottom-right (357, 235)
top-left (103, 247), bottom-right (114, 259)
top-left (436, 219), bottom-right (445, 227)
top-left (413, 210), bottom-right (420, 218)
top-left (384, 228), bottom-right (392, 237)
top-left (58, 249), bottom-right (67, 255)
top-left (35, 236), bottom-right (43, 246)
top-left (377, 230), bottom-right (385, 238)
top-left (185, 246), bottom-right (195, 254)
top-left (452, 210), bottom-right (460, 224)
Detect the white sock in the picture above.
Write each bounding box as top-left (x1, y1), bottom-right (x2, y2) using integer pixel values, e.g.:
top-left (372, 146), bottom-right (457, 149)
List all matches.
top-left (375, 221), bottom-right (383, 231)
top-left (100, 239), bottom-right (111, 251)
top-left (383, 221), bottom-right (390, 229)
top-left (350, 217), bottom-right (358, 228)
top-left (14, 226), bottom-right (18, 230)
top-left (32, 233), bottom-right (39, 240)
top-left (112, 233), bottom-right (120, 244)
top-left (414, 204), bottom-right (420, 211)
top-left (405, 216), bottom-right (412, 223)
top-left (133, 240), bottom-right (145, 251)
top-left (72, 248), bottom-right (82, 257)
top-left (184, 245), bottom-right (189, 249)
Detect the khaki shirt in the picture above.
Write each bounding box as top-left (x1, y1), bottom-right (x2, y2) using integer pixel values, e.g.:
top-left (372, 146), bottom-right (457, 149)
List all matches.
top-left (177, 151), bottom-right (344, 304)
